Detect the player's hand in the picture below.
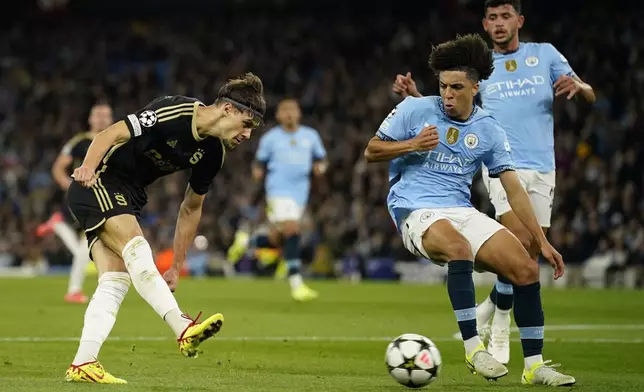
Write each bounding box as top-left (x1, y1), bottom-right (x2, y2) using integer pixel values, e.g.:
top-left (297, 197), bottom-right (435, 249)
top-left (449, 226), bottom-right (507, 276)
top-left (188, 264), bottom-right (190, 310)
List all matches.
top-left (540, 241), bottom-right (565, 280)
top-left (554, 75), bottom-right (582, 100)
top-left (72, 166), bottom-right (96, 188)
top-left (410, 125), bottom-right (439, 152)
top-left (163, 264), bottom-right (180, 292)
top-left (392, 72), bottom-right (420, 98)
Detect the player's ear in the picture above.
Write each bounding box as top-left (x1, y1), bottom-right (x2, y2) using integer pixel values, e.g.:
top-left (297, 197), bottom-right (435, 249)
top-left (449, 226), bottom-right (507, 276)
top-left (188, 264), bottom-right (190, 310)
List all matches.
top-left (472, 82), bottom-right (480, 97)
top-left (223, 102), bottom-right (238, 117)
top-left (517, 14), bottom-right (525, 28)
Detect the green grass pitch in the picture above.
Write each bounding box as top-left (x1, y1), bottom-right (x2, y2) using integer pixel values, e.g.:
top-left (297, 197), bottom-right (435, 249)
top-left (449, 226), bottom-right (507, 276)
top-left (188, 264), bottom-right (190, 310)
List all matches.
top-left (0, 277), bottom-right (643, 391)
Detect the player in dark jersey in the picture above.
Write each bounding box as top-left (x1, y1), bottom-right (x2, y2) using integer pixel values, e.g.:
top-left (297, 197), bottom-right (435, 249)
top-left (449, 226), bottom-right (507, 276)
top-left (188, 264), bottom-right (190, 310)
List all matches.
top-left (36, 102), bottom-right (113, 304)
top-left (64, 73), bottom-right (266, 384)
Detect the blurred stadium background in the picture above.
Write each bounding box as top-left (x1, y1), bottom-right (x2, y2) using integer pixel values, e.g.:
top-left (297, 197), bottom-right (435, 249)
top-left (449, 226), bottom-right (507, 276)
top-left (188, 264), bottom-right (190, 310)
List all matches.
top-left (1, 0), bottom-right (642, 290)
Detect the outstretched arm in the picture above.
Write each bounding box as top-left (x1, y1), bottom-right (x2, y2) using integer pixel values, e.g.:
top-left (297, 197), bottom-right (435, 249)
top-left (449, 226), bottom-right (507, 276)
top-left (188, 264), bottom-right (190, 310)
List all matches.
top-left (173, 186), bottom-right (204, 269)
top-left (554, 75), bottom-right (595, 103)
top-left (499, 170), bottom-right (564, 279)
top-left (164, 185), bottom-right (204, 291)
top-left (498, 171), bottom-right (546, 246)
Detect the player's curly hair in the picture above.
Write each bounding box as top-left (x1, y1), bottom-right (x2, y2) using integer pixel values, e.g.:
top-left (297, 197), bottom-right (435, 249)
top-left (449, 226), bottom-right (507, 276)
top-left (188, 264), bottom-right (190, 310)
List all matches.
top-left (216, 72), bottom-right (266, 117)
top-left (485, 0), bottom-right (521, 14)
top-left (428, 34), bottom-right (494, 82)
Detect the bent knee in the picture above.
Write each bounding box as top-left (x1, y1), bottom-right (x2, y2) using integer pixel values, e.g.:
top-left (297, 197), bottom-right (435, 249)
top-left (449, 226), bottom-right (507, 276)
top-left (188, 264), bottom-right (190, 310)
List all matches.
top-left (508, 259), bottom-right (539, 286)
top-left (444, 239), bottom-right (474, 261)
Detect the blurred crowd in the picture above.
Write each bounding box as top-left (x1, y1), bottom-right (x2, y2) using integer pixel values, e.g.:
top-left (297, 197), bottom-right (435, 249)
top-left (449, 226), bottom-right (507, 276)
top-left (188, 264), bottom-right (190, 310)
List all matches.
top-left (0, 2), bottom-right (642, 285)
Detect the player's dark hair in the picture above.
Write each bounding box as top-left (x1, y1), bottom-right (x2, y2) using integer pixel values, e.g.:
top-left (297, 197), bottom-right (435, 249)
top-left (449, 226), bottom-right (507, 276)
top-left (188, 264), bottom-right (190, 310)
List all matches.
top-left (92, 100), bottom-right (111, 109)
top-left (216, 72), bottom-right (266, 119)
top-left (484, 0), bottom-right (521, 14)
top-left (428, 34), bottom-right (494, 82)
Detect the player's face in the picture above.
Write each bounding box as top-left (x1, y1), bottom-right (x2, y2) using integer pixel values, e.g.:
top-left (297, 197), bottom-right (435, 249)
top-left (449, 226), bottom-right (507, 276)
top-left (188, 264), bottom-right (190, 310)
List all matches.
top-left (220, 105), bottom-right (258, 149)
top-left (88, 105), bottom-right (113, 132)
top-left (438, 71), bottom-right (478, 120)
top-left (483, 4), bottom-right (524, 46)
top-left (276, 100), bottom-right (301, 129)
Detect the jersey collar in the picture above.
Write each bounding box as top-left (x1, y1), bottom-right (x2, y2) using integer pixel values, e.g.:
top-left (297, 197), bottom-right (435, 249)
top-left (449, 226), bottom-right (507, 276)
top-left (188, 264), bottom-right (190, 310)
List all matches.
top-left (438, 99), bottom-right (478, 124)
top-left (493, 42), bottom-right (523, 57)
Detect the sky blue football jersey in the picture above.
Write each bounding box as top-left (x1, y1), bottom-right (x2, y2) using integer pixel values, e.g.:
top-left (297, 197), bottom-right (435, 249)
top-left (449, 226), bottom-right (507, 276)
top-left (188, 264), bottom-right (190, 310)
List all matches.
top-left (479, 42), bottom-right (575, 172)
top-left (255, 125), bottom-right (326, 206)
top-left (377, 96), bottom-right (515, 231)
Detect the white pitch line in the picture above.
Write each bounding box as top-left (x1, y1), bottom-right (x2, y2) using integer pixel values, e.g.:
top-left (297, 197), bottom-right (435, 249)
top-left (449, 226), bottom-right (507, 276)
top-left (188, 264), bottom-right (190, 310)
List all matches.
top-left (2, 324), bottom-right (643, 344)
top-left (0, 337), bottom-right (642, 344)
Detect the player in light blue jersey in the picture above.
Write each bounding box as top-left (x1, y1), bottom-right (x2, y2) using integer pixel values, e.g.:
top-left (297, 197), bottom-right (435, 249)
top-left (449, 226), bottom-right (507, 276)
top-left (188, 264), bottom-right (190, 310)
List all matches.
top-left (370, 34), bottom-right (575, 386)
top-left (392, 0), bottom-right (595, 365)
top-left (228, 98), bottom-right (327, 301)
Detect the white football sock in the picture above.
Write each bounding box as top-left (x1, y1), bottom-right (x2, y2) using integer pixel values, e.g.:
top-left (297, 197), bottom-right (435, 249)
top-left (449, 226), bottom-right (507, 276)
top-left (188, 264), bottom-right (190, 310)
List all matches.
top-left (72, 272), bottom-right (130, 365)
top-left (67, 235), bottom-right (90, 294)
top-left (476, 296), bottom-right (495, 325)
top-left (464, 335), bottom-right (483, 355)
top-left (288, 274), bottom-right (304, 290)
top-left (121, 236), bottom-right (191, 337)
top-left (525, 354), bottom-right (544, 369)
top-left (53, 221), bottom-right (81, 254)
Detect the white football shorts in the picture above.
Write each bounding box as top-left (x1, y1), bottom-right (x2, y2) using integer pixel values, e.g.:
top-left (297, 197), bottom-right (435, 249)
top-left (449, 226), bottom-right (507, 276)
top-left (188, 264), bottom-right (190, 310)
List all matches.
top-left (481, 167), bottom-right (555, 228)
top-left (266, 197), bottom-right (304, 224)
top-left (401, 207), bottom-right (506, 265)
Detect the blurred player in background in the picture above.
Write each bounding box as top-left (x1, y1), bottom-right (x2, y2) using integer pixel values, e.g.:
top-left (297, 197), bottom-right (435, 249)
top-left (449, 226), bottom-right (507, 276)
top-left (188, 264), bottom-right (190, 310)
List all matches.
top-left (64, 73), bottom-right (266, 384)
top-left (227, 98), bottom-right (327, 301)
top-left (392, 0), bottom-right (595, 364)
top-left (36, 102), bottom-right (113, 304)
top-left (369, 33), bottom-right (575, 386)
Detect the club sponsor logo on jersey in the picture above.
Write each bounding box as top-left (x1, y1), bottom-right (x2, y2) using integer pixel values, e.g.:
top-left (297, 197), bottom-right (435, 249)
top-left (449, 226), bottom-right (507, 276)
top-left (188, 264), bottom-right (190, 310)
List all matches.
top-left (464, 134), bottom-right (479, 149)
top-left (139, 110), bottom-right (157, 127)
top-left (446, 127), bottom-right (459, 145)
top-left (421, 150), bottom-right (475, 174)
top-left (525, 56), bottom-right (539, 67)
top-left (505, 59), bottom-right (518, 72)
top-left (290, 138), bottom-right (297, 146)
top-left (484, 75), bottom-right (546, 98)
top-left (190, 149), bottom-right (205, 164)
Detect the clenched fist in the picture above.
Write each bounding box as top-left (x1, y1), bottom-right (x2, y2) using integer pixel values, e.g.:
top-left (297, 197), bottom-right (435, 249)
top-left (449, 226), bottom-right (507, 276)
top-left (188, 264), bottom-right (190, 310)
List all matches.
top-left (72, 166), bottom-right (97, 188)
top-left (411, 125), bottom-right (440, 152)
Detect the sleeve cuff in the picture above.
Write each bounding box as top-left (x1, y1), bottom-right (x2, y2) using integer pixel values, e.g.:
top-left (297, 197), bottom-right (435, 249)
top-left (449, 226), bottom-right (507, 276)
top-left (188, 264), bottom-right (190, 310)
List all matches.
top-left (188, 182), bottom-right (209, 196)
top-left (488, 165), bottom-right (515, 178)
top-left (376, 130), bottom-right (396, 141)
top-left (125, 114), bottom-right (142, 138)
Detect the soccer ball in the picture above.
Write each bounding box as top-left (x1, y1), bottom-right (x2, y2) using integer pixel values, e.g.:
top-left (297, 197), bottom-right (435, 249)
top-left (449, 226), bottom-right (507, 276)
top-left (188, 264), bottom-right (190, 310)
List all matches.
top-left (385, 333), bottom-right (442, 388)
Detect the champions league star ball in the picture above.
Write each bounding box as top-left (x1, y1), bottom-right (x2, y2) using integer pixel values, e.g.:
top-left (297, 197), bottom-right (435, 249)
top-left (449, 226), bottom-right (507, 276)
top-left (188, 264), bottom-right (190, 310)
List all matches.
top-left (385, 333), bottom-right (442, 388)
